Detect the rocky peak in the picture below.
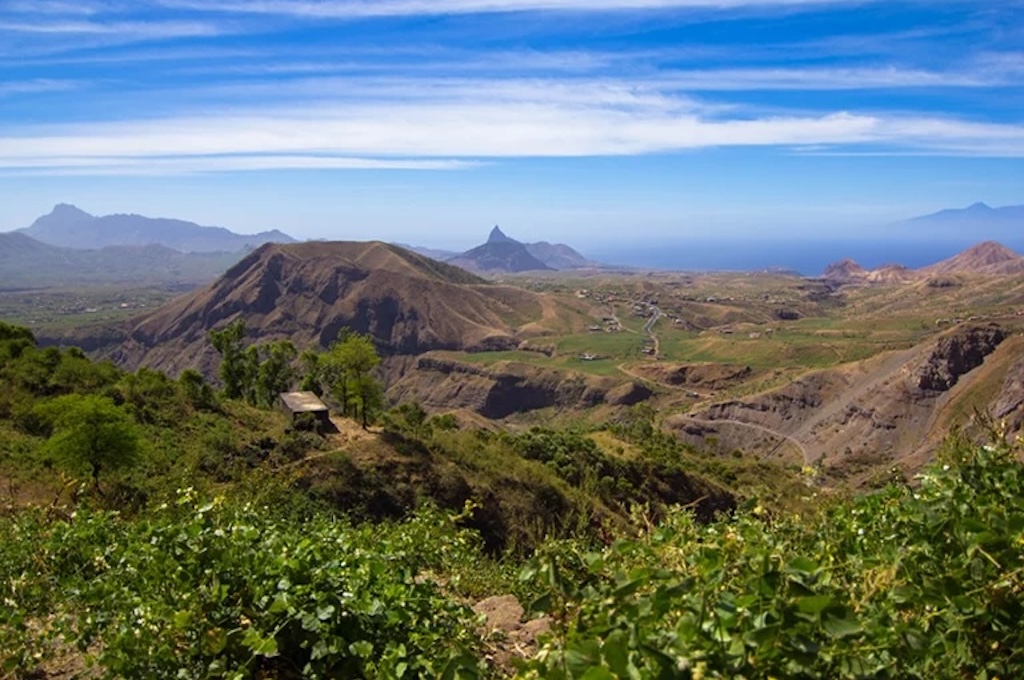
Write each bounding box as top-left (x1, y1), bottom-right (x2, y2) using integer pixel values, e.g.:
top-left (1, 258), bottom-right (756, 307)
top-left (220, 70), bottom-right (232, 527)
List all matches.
top-left (822, 258), bottom-right (867, 280)
top-left (487, 225), bottom-right (516, 244)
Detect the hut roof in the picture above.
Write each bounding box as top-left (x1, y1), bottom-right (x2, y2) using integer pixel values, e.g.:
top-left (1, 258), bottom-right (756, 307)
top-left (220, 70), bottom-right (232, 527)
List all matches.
top-left (279, 391), bottom-right (328, 413)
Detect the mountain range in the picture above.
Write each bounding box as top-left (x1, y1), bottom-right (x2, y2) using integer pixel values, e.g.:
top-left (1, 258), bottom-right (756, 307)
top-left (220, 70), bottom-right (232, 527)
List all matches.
top-left (0, 231), bottom-right (242, 290)
top-left (407, 226), bottom-right (598, 274)
top-left (822, 241), bottom-right (1024, 283)
top-left (17, 203), bottom-right (295, 253)
top-left (903, 202), bottom-right (1024, 229)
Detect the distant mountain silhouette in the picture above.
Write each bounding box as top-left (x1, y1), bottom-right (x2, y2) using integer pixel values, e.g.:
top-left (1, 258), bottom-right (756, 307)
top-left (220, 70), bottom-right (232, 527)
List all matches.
top-left (445, 226), bottom-right (596, 273)
top-left (524, 241), bottom-right (595, 269)
top-left (921, 241), bottom-right (1024, 276)
top-left (822, 240), bottom-right (1024, 283)
top-left (898, 202), bottom-right (1024, 238)
top-left (398, 244), bottom-right (460, 261)
top-left (448, 238), bottom-right (553, 274)
top-left (0, 231), bottom-right (240, 289)
top-left (487, 225), bottom-right (516, 244)
top-left (17, 203), bottom-right (295, 253)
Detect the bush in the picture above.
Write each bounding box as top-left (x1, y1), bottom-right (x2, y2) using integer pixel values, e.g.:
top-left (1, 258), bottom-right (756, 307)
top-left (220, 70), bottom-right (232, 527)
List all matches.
top-left (520, 439), bottom-right (1024, 679)
top-left (1, 494), bottom-right (486, 678)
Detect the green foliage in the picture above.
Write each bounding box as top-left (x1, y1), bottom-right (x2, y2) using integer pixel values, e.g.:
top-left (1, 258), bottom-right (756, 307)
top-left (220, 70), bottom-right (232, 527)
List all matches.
top-left (1, 494), bottom-right (486, 679)
top-left (253, 340), bottom-right (298, 407)
top-left (209, 319), bottom-right (248, 400)
top-left (37, 393), bottom-right (141, 484)
top-left (209, 320), bottom-right (300, 408)
top-left (520, 440), bottom-right (1024, 679)
top-left (180, 368), bottom-right (218, 411)
top-left (322, 330), bottom-right (384, 428)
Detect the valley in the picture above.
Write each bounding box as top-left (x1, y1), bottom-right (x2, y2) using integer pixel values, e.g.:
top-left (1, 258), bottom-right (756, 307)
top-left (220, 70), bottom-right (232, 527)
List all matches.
top-left (9, 236), bottom-right (1024, 493)
top-left (4, 231), bottom-right (1024, 678)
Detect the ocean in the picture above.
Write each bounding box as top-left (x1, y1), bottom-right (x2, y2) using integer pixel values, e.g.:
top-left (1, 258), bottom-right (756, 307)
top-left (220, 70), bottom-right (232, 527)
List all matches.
top-left (585, 238), bottom-right (1023, 276)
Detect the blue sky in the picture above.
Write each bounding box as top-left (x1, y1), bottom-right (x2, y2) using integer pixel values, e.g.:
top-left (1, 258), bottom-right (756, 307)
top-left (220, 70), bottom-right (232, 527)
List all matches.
top-left (0, 0), bottom-right (1022, 254)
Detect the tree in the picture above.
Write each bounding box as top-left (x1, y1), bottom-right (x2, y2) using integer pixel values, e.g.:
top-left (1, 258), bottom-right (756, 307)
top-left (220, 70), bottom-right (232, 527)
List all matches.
top-left (324, 330), bottom-right (384, 429)
top-left (179, 369), bottom-right (217, 411)
top-left (208, 319), bottom-right (247, 399)
top-left (40, 394), bottom-right (141, 487)
top-left (298, 349), bottom-right (323, 394)
top-left (254, 340), bottom-right (297, 407)
top-left (210, 321), bottom-right (298, 407)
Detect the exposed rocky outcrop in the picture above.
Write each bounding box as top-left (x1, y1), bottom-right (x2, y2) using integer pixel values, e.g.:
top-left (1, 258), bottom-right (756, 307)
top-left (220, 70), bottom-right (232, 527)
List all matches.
top-left (822, 258), bottom-right (868, 283)
top-left (606, 381), bottom-right (654, 406)
top-left (916, 325), bottom-right (1006, 392)
top-left (668, 325), bottom-right (1014, 482)
top-left (474, 595), bottom-right (551, 672)
top-left (388, 357), bottom-right (650, 418)
top-left (634, 362), bottom-right (754, 390)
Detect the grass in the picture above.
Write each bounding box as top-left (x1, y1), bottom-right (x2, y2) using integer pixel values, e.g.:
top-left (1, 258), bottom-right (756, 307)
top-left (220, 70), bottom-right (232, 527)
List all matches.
top-left (0, 285), bottom-right (182, 331)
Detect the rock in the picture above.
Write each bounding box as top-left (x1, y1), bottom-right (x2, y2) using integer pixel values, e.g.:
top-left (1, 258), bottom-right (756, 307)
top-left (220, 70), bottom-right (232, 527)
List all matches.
top-left (473, 595), bottom-right (524, 634)
top-left (917, 326), bottom-right (1007, 393)
top-left (473, 595), bottom-right (552, 673)
top-left (605, 381), bottom-right (654, 406)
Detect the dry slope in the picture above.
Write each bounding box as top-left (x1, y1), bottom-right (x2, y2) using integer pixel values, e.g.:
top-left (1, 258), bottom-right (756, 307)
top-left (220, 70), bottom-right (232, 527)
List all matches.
top-left (109, 241), bottom-right (557, 377)
top-left (667, 324), bottom-right (1015, 484)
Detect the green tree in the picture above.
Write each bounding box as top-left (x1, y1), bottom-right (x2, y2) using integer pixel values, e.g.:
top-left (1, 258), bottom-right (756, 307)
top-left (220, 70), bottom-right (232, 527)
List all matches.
top-left (298, 348), bottom-right (323, 394)
top-left (179, 369), bottom-right (217, 411)
top-left (208, 319), bottom-right (247, 399)
top-left (325, 330), bottom-right (383, 428)
top-left (254, 340), bottom-right (297, 407)
top-left (40, 394), bottom-right (141, 486)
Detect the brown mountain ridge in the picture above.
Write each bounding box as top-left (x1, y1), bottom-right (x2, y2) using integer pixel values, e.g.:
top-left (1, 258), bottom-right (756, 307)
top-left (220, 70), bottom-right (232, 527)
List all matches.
top-left (822, 240), bottom-right (1024, 283)
top-left (108, 240), bottom-right (562, 377)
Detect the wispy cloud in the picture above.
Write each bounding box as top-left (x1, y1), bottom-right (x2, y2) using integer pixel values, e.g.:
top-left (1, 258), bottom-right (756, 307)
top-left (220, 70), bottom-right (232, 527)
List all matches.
top-left (2, 85), bottom-right (1022, 176)
top-left (159, 0), bottom-right (872, 17)
top-left (0, 19), bottom-right (221, 38)
top-left (0, 79), bottom-right (82, 97)
top-left (0, 154), bottom-right (478, 176)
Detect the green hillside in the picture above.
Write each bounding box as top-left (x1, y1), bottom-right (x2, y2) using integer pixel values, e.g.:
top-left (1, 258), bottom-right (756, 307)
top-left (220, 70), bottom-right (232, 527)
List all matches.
top-left (2, 320), bottom-right (1024, 678)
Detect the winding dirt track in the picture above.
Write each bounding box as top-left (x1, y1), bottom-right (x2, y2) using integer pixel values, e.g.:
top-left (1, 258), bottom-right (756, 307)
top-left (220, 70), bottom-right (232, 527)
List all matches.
top-left (678, 416), bottom-right (808, 461)
top-left (669, 346), bottom-right (921, 465)
top-left (787, 347), bottom-right (919, 463)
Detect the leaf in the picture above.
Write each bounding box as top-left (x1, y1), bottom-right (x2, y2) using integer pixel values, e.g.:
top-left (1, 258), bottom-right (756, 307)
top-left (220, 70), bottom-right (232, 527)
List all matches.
top-left (822, 610), bottom-right (862, 639)
top-left (796, 595), bottom-right (833, 617)
top-left (268, 592), bottom-right (290, 614)
top-left (613, 577), bottom-right (645, 599)
top-left (171, 610), bottom-right (190, 630)
top-left (580, 668), bottom-right (617, 680)
top-left (602, 630), bottom-right (630, 676)
top-left (786, 557), bottom-right (819, 577)
top-left (241, 628), bottom-right (279, 657)
top-left (349, 641), bottom-right (374, 659)
top-left (528, 593), bottom-right (553, 616)
top-left (202, 627), bottom-right (228, 655)
top-left (566, 640), bottom-right (601, 676)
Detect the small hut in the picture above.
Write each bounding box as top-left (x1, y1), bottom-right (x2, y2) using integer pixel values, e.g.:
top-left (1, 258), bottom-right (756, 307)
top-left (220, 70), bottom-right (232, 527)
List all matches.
top-left (279, 391), bottom-right (331, 430)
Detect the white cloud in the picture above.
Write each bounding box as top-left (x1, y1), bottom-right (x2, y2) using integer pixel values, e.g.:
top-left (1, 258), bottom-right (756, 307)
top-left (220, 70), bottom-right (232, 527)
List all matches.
top-left (159, 0), bottom-right (870, 17)
top-left (0, 79), bottom-right (81, 97)
top-left (0, 154), bottom-right (477, 176)
top-left (0, 19), bottom-right (221, 38)
top-left (1, 86), bottom-right (1021, 176)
